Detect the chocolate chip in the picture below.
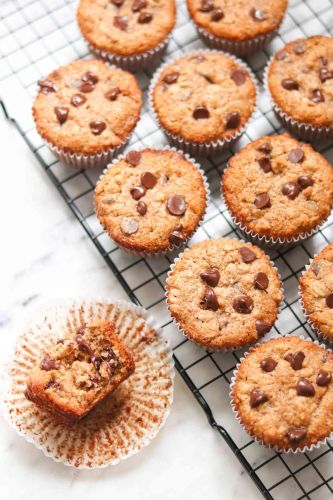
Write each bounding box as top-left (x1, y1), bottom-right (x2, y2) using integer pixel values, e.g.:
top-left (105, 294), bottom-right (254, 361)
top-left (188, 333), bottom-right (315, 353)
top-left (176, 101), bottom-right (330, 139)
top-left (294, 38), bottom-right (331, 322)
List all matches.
top-left (199, 0), bottom-right (214, 12)
top-left (254, 192), bottom-right (270, 209)
top-left (138, 11), bottom-right (153, 23)
top-left (258, 157), bottom-right (272, 173)
top-left (316, 370), bottom-right (332, 387)
top-left (233, 295), bottom-right (253, 314)
top-left (111, 0), bottom-right (124, 5)
top-left (54, 106), bottom-right (68, 124)
top-left (287, 427), bottom-right (307, 444)
top-left (200, 268), bottom-right (220, 287)
top-left (44, 380), bottom-right (61, 390)
top-left (249, 7), bottom-right (266, 21)
top-left (281, 79), bottom-right (299, 91)
top-left (260, 357), bottom-right (277, 372)
top-left (211, 8), bottom-right (224, 21)
top-left (275, 50), bottom-right (288, 61)
top-left (284, 351), bottom-right (305, 370)
top-left (296, 377), bottom-right (315, 397)
top-left (319, 67), bottom-right (333, 83)
top-left (81, 71), bottom-right (98, 85)
top-left (281, 182), bottom-right (301, 200)
top-left (255, 320), bottom-right (271, 336)
top-left (90, 120), bottom-right (106, 135)
top-left (132, 0), bottom-right (146, 11)
top-left (311, 89), bottom-right (325, 103)
top-left (120, 217), bottom-right (138, 235)
top-left (254, 272), bottom-right (269, 290)
top-left (193, 106), bottom-right (210, 119)
top-left (71, 93), bottom-right (86, 107)
top-left (288, 148), bottom-right (304, 163)
top-left (38, 79), bottom-right (57, 94)
top-left (298, 175), bottom-right (314, 189)
top-left (250, 389), bottom-right (268, 409)
top-left (200, 287), bottom-right (219, 311)
top-left (141, 172), bottom-right (157, 189)
top-left (137, 201), bottom-right (147, 216)
top-left (80, 82), bottom-right (94, 93)
top-left (230, 69), bottom-right (247, 86)
top-left (257, 142), bottom-right (272, 154)
top-left (163, 72), bottom-right (179, 84)
top-left (167, 195), bottom-right (186, 216)
top-left (293, 41), bottom-right (307, 55)
top-left (40, 354), bottom-right (59, 371)
top-left (105, 87), bottom-right (121, 101)
top-left (169, 229), bottom-right (186, 246)
top-left (126, 151), bottom-right (141, 166)
top-left (326, 293), bottom-right (333, 308)
top-left (225, 111), bottom-right (240, 129)
top-left (238, 246), bottom-right (256, 263)
top-left (114, 15), bottom-right (128, 30)
top-left (313, 262), bottom-right (320, 276)
top-left (130, 185), bottom-right (146, 200)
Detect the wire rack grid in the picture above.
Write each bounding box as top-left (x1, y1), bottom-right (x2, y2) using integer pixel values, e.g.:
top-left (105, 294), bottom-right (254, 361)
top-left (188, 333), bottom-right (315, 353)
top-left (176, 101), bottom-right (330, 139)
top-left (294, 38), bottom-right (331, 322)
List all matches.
top-left (1, 0), bottom-right (333, 498)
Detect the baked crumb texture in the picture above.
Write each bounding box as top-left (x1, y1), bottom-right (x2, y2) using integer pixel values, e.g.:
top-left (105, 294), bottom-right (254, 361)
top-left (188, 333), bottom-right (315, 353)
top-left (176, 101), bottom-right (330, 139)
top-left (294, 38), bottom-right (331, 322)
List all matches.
top-left (25, 321), bottom-right (135, 424)
top-left (231, 336), bottom-right (333, 451)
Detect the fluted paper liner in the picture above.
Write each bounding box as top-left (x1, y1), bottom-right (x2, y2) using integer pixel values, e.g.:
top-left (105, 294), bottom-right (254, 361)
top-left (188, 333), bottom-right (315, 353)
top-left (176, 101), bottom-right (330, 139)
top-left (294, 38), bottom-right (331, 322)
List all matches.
top-left (0, 299), bottom-right (174, 468)
top-left (198, 28), bottom-right (275, 57)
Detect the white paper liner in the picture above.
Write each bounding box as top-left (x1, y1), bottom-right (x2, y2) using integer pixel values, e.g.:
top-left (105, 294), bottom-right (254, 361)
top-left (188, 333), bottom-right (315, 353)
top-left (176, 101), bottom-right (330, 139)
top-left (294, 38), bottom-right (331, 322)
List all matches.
top-left (198, 28), bottom-right (275, 56)
top-left (47, 140), bottom-right (126, 169)
top-left (94, 146), bottom-right (210, 256)
top-left (229, 335), bottom-right (333, 453)
top-left (0, 298), bottom-right (174, 469)
top-left (165, 239), bottom-right (284, 352)
top-left (264, 56), bottom-right (333, 142)
top-left (148, 49), bottom-right (259, 156)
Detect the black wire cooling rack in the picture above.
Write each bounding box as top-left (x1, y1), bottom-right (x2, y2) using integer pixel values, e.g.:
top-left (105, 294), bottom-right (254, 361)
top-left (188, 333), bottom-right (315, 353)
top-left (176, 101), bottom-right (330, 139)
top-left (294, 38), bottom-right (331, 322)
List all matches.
top-left (1, 0), bottom-right (333, 498)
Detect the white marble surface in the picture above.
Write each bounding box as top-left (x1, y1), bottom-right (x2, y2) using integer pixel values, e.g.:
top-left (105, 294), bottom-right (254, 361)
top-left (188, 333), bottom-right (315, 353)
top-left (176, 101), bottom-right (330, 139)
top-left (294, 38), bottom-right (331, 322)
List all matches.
top-left (0, 117), bottom-right (259, 500)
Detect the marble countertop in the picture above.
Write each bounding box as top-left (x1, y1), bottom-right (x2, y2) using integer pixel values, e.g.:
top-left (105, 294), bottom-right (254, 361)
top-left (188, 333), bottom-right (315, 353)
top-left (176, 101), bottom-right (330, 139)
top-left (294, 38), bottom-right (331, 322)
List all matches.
top-left (0, 116), bottom-right (259, 500)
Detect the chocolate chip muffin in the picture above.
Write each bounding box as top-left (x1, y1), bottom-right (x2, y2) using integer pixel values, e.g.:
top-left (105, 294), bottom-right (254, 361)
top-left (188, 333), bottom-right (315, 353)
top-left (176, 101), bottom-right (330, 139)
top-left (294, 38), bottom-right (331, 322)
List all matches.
top-left (187, 0), bottom-right (287, 55)
top-left (150, 51), bottom-right (257, 155)
top-left (95, 148), bottom-right (208, 254)
top-left (222, 133), bottom-right (333, 246)
top-left (32, 59), bottom-right (142, 168)
top-left (231, 336), bottom-right (333, 451)
top-left (267, 36), bottom-right (333, 140)
top-left (77, 0), bottom-right (176, 70)
top-left (300, 244), bottom-right (333, 345)
top-left (166, 238), bottom-right (282, 350)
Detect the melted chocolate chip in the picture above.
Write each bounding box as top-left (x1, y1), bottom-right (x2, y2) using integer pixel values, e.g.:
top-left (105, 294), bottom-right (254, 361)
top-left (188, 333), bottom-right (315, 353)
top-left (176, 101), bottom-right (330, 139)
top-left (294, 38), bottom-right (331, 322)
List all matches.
top-left (130, 185), bottom-right (146, 200)
top-left (254, 192), bottom-right (270, 209)
top-left (40, 354), bottom-right (59, 371)
top-left (105, 87), bottom-right (121, 101)
top-left (225, 111), bottom-right (240, 129)
top-left (114, 15), bottom-right (128, 30)
top-left (163, 72), bottom-right (179, 84)
top-left (288, 148), bottom-right (304, 163)
top-left (54, 106), bottom-right (68, 124)
top-left (254, 272), bottom-right (269, 290)
top-left (275, 49), bottom-right (288, 61)
top-left (293, 41), bottom-right (307, 55)
top-left (298, 175), bottom-right (314, 189)
top-left (249, 7), bottom-right (266, 21)
top-left (132, 0), bottom-right (146, 11)
top-left (126, 151), bottom-right (141, 166)
top-left (169, 229), bottom-right (186, 245)
top-left (138, 11), bottom-right (153, 23)
top-left (75, 335), bottom-right (95, 360)
top-left (326, 293), bottom-right (333, 308)
top-left (233, 295), bottom-right (253, 314)
top-left (230, 69), bottom-right (247, 86)
top-left (167, 195), bottom-right (186, 216)
top-left (141, 172), bottom-right (157, 189)
top-left (284, 351), bottom-right (305, 370)
top-left (319, 67), bottom-right (333, 83)
top-left (311, 89), bottom-right (325, 103)
top-left (296, 377), bottom-right (315, 397)
top-left (211, 8), bottom-right (224, 21)
top-left (287, 427), bottom-right (307, 444)
top-left (258, 157), bottom-right (272, 173)
top-left (137, 201), bottom-right (147, 216)
top-left (238, 246), bottom-right (256, 263)
top-left (255, 320), bottom-right (271, 336)
top-left (260, 357), bottom-right (277, 372)
top-left (71, 93), bottom-right (86, 107)
top-left (80, 81), bottom-right (95, 93)
top-left (200, 287), bottom-right (219, 311)
top-left (90, 120), bottom-right (106, 135)
top-left (199, 0), bottom-right (214, 12)
top-left (257, 142), bottom-right (272, 154)
top-left (281, 79), bottom-right (299, 91)
top-left (281, 182), bottom-right (301, 200)
top-left (81, 71), bottom-right (98, 84)
top-left (250, 388), bottom-right (268, 408)
top-left (120, 217), bottom-right (139, 235)
top-left (316, 370), bottom-right (332, 387)
top-left (200, 268), bottom-right (220, 287)
top-left (44, 380), bottom-right (61, 390)
top-left (38, 79), bottom-right (57, 94)
top-left (193, 106), bottom-right (210, 119)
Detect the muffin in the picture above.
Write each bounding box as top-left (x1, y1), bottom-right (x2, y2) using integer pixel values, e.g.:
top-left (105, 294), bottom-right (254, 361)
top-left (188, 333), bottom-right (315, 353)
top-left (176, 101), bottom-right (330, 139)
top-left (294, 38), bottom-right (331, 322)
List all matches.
top-left (231, 336), bottom-right (333, 452)
top-left (267, 36), bottom-right (333, 141)
top-left (187, 0), bottom-right (287, 56)
top-left (77, 0), bottom-right (176, 71)
top-left (150, 50), bottom-right (257, 155)
top-left (95, 148), bottom-right (208, 254)
top-left (166, 238), bottom-right (282, 350)
top-left (222, 133), bottom-right (333, 247)
top-left (32, 59), bottom-right (142, 168)
top-left (300, 243), bottom-right (333, 346)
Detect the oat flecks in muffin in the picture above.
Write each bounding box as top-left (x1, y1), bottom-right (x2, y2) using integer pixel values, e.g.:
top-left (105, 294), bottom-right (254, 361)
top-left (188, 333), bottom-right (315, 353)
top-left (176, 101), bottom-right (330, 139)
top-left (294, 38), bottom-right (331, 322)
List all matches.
top-left (166, 238), bottom-right (282, 350)
top-left (222, 133), bottom-right (333, 241)
top-left (231, 337), bottom-right (333, 451)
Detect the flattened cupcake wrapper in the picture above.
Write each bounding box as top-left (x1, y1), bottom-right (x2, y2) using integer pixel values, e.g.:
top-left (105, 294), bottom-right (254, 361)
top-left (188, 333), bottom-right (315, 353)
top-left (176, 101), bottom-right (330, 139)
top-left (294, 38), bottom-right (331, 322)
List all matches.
top-left (165, 240), bottom-right (284, 352)
top-left (229, 336), bottom-right (333, 453)
top-left (47, 140), bottom-right (126, 169)
top-left (148, 48), bottom-right (259, 156)
top-left (264, 57), bottom-right (333, 142)
top-left (95, 146), bottom-right (210, 256)
top-left (197, 28), bottom-right (276, 57)
top-left (0, 298), bottom-right (174, 469)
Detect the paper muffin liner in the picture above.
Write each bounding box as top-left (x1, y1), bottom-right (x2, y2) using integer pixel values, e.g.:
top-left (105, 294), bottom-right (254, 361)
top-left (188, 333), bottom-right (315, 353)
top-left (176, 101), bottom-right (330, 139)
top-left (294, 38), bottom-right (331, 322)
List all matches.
top-left (264, 56), bottom-right (333, 142)
top-left (229, 335), bottom-right (333, 453)
top-left (197, 28), bottom-right (276, 57)
top-left (148, 49), bottom-right (259, 156)
top-left (165, 240), bottom-right (284, 352)
top-left (94, 146), bottom-right (210, 256)
top-left (0, 298), bottom-right (174, 469)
